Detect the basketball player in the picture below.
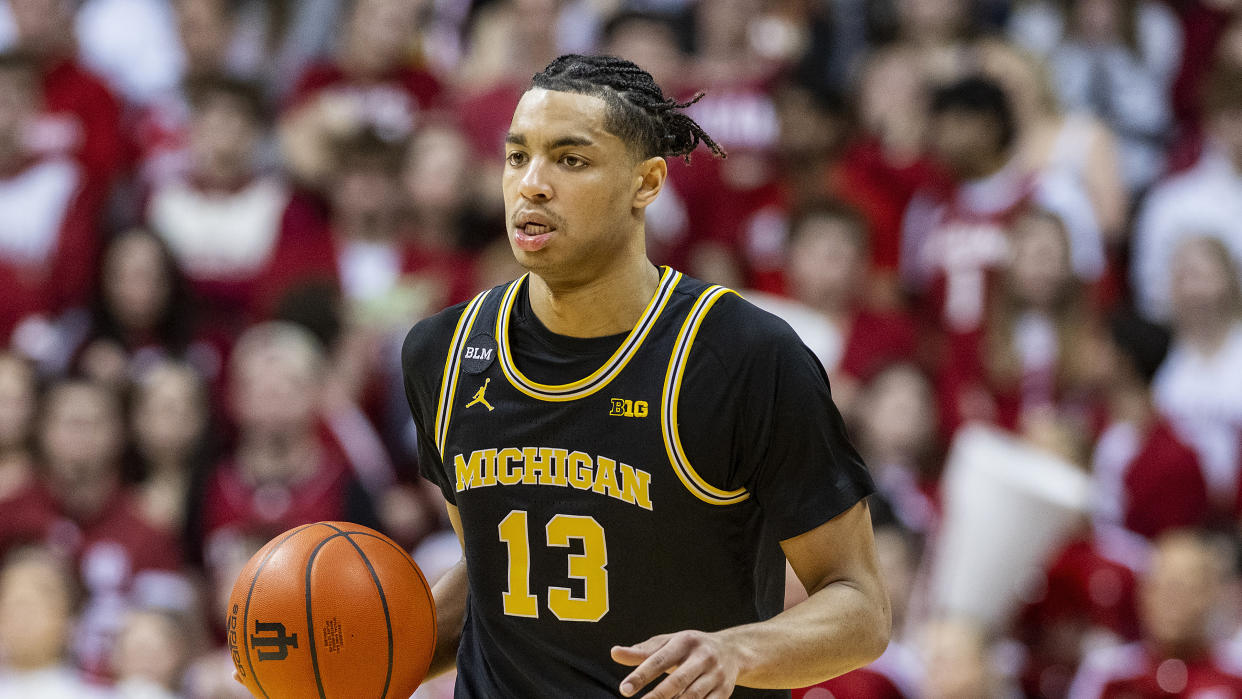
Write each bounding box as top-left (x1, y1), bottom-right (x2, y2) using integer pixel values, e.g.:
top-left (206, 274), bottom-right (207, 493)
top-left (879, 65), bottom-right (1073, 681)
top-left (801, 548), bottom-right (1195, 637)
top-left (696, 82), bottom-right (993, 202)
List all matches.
top-left (402, 55), bottom-right (890, 698)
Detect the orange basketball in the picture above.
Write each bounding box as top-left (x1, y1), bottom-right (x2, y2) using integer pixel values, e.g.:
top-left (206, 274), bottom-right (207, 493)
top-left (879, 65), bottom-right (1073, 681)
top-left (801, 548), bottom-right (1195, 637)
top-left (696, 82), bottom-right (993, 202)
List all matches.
top-left (226, 522), bottom-right (437, 699)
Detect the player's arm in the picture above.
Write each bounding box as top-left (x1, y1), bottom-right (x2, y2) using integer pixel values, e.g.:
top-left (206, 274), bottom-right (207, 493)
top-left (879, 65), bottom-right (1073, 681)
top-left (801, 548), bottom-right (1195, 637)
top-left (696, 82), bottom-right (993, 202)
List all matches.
top-left (612, 499), bottom-right (890, 697)
top-left (426, 502), bottom-right (469, 678)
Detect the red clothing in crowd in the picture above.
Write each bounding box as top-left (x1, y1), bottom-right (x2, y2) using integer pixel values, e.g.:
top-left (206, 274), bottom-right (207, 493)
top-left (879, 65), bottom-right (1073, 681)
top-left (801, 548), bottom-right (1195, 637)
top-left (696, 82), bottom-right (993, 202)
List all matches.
top-left (0, 155), bottom-right (101, 342)
top-left (35, 56), bottom-right (127, 186)
top-left (839, 309), bottom-right (920, 382)
top-left (660, 72), bottom-right (788, 289)
top-left (1017, 536), bottom-right (1142, 698)
top-left (454, 82), bottom-right (524, 159)
top-left (828, 138), bottom-right (940, 275)
top-left (1072, 643), bottom-right (1242, 698)
top-left (0, 480), bottom-right (184, 678)
top-left (130, 91), bottom-right (192, 189)
top-left (1168, 0), bottom-right (1236, 132)
top-left (286, 61), bottom-right (442, 135)
top-left (794, 643), bottom-right (918, 699)
top-left (0, 480), bottom-right (181, 570)
top-left (1021, 537), bottom-right (1141, 642)
top-left (1093, 419), bottom-right (1210, 540)
top-left (144, 179), bottom-right (332, 337)
top-left (901, 173), bottom-right (1036, 334)
top-left (282, 226), bottom-right (480, 312)
top-left (670, 153), bottom-right (789, 291)
top-left (200, 444), bottom-right (356, 548)
top-left (795, 669), bottom-right (907, 699)
top-left (901, 159), bottom-right (1104, 337)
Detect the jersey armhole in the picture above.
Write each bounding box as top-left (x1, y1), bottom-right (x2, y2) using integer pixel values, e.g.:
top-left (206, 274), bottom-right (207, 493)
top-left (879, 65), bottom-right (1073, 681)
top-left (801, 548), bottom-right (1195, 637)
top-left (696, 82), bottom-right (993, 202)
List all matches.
top-left (433, 289), bottom-right (492, 458)
top-left (660, 285), bottom-right (751, 506)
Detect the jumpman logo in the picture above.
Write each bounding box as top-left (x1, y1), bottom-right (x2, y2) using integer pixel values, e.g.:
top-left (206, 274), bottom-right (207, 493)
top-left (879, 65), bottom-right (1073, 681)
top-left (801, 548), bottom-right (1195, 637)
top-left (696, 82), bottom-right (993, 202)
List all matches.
top-left (466, 378), bottom-right (495, 411)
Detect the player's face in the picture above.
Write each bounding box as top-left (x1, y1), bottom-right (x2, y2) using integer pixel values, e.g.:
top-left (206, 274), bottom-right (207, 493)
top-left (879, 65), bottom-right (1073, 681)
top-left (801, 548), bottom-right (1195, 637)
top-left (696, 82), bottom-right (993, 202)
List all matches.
top-left (502, 88), bottom-right (653, 284)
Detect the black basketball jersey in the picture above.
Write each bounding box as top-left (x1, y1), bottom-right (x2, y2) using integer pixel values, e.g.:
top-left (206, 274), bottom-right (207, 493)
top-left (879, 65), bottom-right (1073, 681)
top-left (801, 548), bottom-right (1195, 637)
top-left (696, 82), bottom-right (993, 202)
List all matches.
top-left (402, 267), bottom-right (874, 698)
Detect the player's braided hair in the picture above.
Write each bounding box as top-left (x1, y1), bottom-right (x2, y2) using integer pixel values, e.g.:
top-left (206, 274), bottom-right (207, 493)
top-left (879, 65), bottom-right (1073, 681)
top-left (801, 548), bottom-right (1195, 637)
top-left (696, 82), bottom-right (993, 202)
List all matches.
top-left (530, 54), bottom-right (726, 163)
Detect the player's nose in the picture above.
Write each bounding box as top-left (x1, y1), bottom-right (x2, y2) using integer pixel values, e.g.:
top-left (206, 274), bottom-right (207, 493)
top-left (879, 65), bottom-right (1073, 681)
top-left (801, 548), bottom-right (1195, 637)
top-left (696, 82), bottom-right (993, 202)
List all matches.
top-left (518, 157), bottom-right (554, 201)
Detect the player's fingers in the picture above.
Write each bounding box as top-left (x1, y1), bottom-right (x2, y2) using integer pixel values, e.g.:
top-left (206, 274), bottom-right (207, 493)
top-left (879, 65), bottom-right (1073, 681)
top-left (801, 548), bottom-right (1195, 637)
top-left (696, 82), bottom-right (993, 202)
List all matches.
top-left (642, 659), bottom-right (707, 699)
top-left (669, 668), bottom-right (721, 699)
top-left (232, 671), bottom-right (242, 685)
top-left (611, 633), bottom-right (671, 666)
top-left (618, 634), bottom-right (693, 696)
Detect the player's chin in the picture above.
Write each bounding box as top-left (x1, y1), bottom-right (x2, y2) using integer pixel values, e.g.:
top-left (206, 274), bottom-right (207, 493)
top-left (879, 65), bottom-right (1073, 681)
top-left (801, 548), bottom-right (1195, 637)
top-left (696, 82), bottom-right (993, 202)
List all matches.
top-left (509, 242), bottom-right (557, 271)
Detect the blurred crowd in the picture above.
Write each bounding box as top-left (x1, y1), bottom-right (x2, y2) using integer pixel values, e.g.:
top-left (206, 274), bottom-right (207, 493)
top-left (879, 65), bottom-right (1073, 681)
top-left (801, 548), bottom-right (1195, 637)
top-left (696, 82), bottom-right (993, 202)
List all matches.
top-left (1, 0), bottom-right (1242, 697)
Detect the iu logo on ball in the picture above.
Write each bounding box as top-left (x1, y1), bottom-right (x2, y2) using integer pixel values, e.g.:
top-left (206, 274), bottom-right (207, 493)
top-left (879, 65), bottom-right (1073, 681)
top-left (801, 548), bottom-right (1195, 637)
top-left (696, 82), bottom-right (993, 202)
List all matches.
top-left (251, 621), bottom-right (299, 661)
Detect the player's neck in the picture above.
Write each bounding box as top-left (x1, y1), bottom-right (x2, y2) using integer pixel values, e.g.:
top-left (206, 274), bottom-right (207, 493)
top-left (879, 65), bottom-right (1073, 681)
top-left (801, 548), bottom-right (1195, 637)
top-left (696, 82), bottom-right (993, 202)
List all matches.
top-left (527, 256), bottom-right (661, 338)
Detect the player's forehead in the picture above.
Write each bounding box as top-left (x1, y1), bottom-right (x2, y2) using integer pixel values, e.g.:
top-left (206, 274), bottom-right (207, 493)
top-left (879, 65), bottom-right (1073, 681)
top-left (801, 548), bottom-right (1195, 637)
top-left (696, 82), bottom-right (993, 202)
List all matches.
top-left (506, 88), bottom-right (624, 152)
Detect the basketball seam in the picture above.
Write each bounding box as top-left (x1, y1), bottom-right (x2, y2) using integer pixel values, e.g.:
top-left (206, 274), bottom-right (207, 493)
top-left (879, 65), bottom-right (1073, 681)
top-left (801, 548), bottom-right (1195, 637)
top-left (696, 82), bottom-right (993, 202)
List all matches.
top-left (242, 522), bottom-right (325, 699)
top-left (303, 526), bottom-right (399, 699)
top-left (343, 531), bottom-right (437, 643)
top-left (305, 524), bottom-right (344, 699)
top-left (339, 532), bottom-right (395, 699)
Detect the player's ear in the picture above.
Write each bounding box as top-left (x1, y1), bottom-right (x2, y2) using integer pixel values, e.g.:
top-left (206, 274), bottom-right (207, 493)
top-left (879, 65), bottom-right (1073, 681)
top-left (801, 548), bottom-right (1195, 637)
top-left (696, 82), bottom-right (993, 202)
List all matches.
top-left (632, 156), bottom-right (667, 211)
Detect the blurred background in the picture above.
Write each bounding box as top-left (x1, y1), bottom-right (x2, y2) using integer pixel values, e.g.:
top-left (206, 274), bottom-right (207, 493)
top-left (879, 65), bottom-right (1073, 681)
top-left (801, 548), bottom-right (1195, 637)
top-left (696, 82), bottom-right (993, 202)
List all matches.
top-left (0, 0), bottom-right (1241, 696)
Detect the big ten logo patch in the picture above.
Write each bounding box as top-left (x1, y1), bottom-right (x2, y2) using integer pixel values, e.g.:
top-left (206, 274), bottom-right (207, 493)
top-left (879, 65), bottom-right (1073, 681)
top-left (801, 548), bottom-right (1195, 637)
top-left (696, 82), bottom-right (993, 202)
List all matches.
top-left (610, 398), bottom-right (648, 418)
top-left (463, 334), bottom-right (497, 375)
top-left (228, 604), bottom-right (245, 678)
top-left (251, 620), bottom-right (299, 661)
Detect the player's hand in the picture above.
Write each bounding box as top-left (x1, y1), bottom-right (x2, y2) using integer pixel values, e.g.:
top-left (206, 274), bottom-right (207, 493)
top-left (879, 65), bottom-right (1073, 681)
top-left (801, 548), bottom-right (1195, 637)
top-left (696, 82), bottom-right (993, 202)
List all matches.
top-left (611, 630), bottom-right (744, 698)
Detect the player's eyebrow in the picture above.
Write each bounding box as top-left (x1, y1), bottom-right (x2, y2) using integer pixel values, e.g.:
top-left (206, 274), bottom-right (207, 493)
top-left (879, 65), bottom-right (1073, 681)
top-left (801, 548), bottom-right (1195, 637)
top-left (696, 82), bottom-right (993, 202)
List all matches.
top-left (547, 135), bottom-right (594, 150)
top-left (504, 132), bottom-right (595, 150)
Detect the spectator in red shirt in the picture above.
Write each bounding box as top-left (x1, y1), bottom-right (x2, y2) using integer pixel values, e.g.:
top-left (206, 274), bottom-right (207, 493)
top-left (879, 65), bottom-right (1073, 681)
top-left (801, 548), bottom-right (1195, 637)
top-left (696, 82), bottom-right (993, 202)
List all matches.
top-left (279, 0), bottom-right (441, 188)
top-left (145, 74), bottom-right (329, 340)
top-left (200, 322), bottom-right (377, 558)
top-left (0, 378), bottom-right (184, 678)
top-left (1069, 530), bottom-right (1242, 698)
top-left (1016, 534), bottom-right (1142, 699)
top-left (773, 81), bottom-right (939, 309)
top-left (402, 121), bottom-right (489, 280)
top-left (1088, 310), bottom-right (1210, 541)
top-left (902, 77), bottom-right (1104, 335)
top-left (325, 128), bottom-right (474, 324)
top-left (131, 0), bottom-right (243, 189)
top-left (1011, 309), bottom-right (1208, 698)
top-left (938, 208), bottom-right (1101, 436)
top-left (0, 51), bottom-right (100, 344)
top-left (6, 0), bottom-right (125, 189)
top-left (747, 200), bottom-right (918, 411)
top-left (1152, 235), bottom-right (1242, 505)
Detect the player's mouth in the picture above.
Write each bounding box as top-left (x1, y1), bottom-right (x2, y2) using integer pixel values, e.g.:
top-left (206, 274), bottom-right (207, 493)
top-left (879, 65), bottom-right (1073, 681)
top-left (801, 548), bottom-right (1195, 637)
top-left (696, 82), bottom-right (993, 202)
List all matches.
top-left (513, 213), bottom-right (558, 252)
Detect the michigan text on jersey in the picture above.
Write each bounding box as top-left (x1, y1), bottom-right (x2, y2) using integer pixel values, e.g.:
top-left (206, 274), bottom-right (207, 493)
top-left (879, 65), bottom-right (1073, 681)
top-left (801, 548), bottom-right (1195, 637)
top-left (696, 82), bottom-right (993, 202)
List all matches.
top-left (453, 447), bottom-right (653, 511)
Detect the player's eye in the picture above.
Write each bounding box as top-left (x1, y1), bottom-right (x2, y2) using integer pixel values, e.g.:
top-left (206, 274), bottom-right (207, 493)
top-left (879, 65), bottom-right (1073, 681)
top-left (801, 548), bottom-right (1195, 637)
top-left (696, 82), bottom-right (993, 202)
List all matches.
top-left (506, 151), bottom-right (528, 167)
top-left (561, 154), bottom-right (587, 169)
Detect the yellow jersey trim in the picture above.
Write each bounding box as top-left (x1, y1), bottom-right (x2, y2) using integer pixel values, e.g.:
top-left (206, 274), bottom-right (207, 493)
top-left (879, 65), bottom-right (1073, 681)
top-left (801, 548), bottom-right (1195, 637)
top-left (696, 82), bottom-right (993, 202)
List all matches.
top-left (434, 289), bottom-right (491, 457)
top-left (661, 285), bottom-right (749, 506)
top-left (494, 267), bottom-right (681, 402)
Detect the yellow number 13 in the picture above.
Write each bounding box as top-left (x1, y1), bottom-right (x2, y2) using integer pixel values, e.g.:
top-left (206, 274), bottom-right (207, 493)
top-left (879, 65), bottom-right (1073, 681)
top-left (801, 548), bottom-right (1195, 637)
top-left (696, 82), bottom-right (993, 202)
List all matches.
top-left (497, 510), bottom-right (609, 622)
